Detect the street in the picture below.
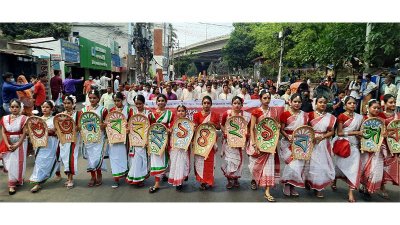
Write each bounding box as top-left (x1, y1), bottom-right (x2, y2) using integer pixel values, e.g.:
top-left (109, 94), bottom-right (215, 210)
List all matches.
top-left (1, 133), bottom-right (399, 202)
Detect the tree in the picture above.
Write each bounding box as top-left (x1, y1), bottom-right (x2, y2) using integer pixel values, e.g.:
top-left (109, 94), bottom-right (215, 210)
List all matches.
top-left (364, 23), bottom-right (400, 68)
top-left (0, 23), bottom-right (71, 40)
top-left (174, 52), bottom-right (197, 76)
top-left (222, 23), bottom-right (258, 69)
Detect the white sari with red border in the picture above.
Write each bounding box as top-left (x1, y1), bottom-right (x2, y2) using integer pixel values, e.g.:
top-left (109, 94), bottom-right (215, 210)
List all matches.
top-left (333, 113), bottom-right (363, 190)
top-left (279, 111), bottom-right (308, 188)
top-left (221, 110), bottom-right (251, 179)
top-left (306, 113), bottom-right (336, 191)
top-left (1, 115), bottom-right (28, 188)
top-left (247, 107), bottom-right (280, 187)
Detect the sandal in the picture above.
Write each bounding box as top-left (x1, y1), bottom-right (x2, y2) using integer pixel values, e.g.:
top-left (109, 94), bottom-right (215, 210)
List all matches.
top-left (64, 181), bottom-right (69, 187)
top-left (251, 180), bottom-right (257, 190)
top-left (315, 191), bottom-right (324, 198)
top-left (95, 174), bottom-right (102, 186)
top-left (199, 183), bottom-right (207, 191)
top-left (67, 181), bottom-right (74, 189)
top-left (30, 185), bottom-right (41, 193)
top-left (226, 180), bottom-right (234, 189)
top-left (149, 186), bottom-right (159, 193)
top-left (348, 198), bottom-right (356, 203)
top-left (290, 186), bottom-right (299, 197)
top-left (264, 194), bottom-right (276, 202)
top-left (233, 179), bottom-right (240, 188)
top-left (9, 188), bottom-right (16, 195)
top-left (283, 184), bottom-right (291, 197)
top-left (88, 178), bottom-right (96, 187)
top-left (331, 184), bottom-right (337, 191)
top-left (379, 191), bottom-right (389, 199)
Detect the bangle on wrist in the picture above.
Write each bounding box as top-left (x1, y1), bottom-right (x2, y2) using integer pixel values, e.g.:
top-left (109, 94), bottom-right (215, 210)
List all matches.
top-left (344, 131), bottom-right (348, 136)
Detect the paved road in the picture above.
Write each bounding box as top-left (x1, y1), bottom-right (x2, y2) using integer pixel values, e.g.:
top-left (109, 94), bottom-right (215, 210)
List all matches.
top-left (1, 135), bottom-right (399, 202)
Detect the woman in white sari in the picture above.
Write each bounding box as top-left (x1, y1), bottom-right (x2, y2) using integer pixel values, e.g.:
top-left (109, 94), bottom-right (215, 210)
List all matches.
top-left (58, 95), bottom-right (81, 189)
top-left (279, 93), bottom-right (309, 197)
top-left (248, 90), bottom-right (280, 202)
top-left (0, 99), bottom-right (28, 195)
top-left (148, 94), bottom-right (174, 193)
top-left (360, 99), bottom-right (384, 198)
top-left (108, 92), bottom-right (132, 188)
top-left (221, 96), bottom-right (251, 189)
top-left (306, 95), bottom-right (336, 198)
top-left (81, 90), bottom-right (108, 187)
top-left (126, 95), bottom-right (150, 187)
top-left (30, 100), bottom-right (60, 193)
top-left (332, 96), bottom-right (363, 202)
top-left (168, 105), bottom-right (190, 191)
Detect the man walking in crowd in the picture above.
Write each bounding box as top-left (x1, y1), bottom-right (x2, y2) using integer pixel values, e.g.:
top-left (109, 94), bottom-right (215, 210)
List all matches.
top-left (33, 73), bottom-right (48, 116)
top-left (349, 75), bottom-right (362, 113)
top-left (127, 84), bottom-right (138, 108)
top-left (165, 83), bottom-right (177, 100)
top-left (114, 75), bottom-right (120, 93)
top-left (100, 72), bottom-right (112, 95)
top-left (100, 86), bottom-right (114, 110)
top-left (201, 82), bottom-right (216, 100)
top-left (361, 74), bottom-right (378, 115)
top-left (83, 76), bottom-right (95, 105)
top-left (63, 72), bottom-right (83, 96)
top-left (50, 70), bottom-right (63, 101)
top-left (180, 83), bottom-right (196, 100)
top-left (219, 84), bottom-right (233, 101)
top-left (237, 84), bottom-right (251, 100)
top-left (1, 72), bottom-right (34, 115)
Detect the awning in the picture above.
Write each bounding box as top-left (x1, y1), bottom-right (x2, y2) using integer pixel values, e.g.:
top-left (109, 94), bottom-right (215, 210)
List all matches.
top-left (0, 49), bottom-right (34, 57)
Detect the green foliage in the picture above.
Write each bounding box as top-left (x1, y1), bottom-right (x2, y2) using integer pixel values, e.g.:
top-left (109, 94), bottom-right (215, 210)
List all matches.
top-left (174, 53), bottom-right (197, 76)
top-left (0, 23), bottom-right (71, 40)
top-left (222, 23), bottom-right (258, 69)
top-left (364, 23), bottom-right (400, 67)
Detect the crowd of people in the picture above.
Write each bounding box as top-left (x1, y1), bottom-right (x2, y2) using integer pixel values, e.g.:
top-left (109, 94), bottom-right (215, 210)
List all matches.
top-left (0, 70), bottom-right (399, 203)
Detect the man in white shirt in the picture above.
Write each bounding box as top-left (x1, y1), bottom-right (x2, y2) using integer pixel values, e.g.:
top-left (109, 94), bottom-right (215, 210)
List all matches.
top-left (194, 82), bottom-right (204, 99)
top-left (173, 83), bottom-right (182, 100)
top-left (361, 74), bottom-right (378, 115)
top-left (141, 84), bottom-right (151, 100)
top-left (212, 82), bottom-right (221, 98)
top-left (201, 82), bottom-right (217, 100)
top-left (100, 87), bottom-right (114, 110)
top-left (269, 86), bottom-right (281, 100)
top-left (99, 72), bottom-right (112, 95)
top-left (384, 75), bottom-right (397, 97)
top-left (180, 83), bottom-right (197, 100)
top-left (114, 76), bottom-right (120, 93)
top-left (93, 76), bottom-right (101, 90)
top-left (219, 84), bottom-right (233, 101)
top-left (237, 85), bottom-right (251, 100)
top-left (127, 84), bottom-right (138, 107)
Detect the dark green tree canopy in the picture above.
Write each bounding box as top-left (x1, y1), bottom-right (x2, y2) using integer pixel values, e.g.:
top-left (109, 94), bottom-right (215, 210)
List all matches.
top-left (222, 23), bottom-right (258, 69)
top-left (0, 23), bottom-right (71, 40)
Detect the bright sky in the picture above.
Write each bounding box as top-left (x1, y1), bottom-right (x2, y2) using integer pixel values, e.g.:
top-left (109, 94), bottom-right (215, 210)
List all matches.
top-left (172, 22), bottom-right (234, 48)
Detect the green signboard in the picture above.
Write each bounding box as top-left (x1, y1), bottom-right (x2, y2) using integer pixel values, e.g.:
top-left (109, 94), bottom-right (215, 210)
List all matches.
top-left (79, 36), bottom-right (111, 70)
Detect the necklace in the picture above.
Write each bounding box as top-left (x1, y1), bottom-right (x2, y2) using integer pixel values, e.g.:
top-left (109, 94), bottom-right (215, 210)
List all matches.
top-left (315, 110), bottom-right (326, 117)
top-left (64, 110), bottom-right (74, 116)
top-left (289, 109), bottom-right (300, 116)
top-left (261, 106), bottom-right (270, 116)
top-left (345, 111), bottom-right (354, 118)
top-left (90, 105), bottom-right (99, 111)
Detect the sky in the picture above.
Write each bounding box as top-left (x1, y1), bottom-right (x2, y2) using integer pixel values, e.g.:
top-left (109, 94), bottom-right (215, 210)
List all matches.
top-left (172, 22), bottom-right (234, 48)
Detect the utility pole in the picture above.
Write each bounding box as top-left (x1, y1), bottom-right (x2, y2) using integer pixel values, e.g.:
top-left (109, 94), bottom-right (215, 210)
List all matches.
top-left (277, 30), bottom-right (285, 88)
top-left (365, 23), bottom-right (372, 73)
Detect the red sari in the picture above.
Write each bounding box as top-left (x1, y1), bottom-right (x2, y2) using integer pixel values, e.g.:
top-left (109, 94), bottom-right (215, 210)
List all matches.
top-left (193, 111), bottom-right (220, 186)
top-left (378, 112), bottom-right (400, 186)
